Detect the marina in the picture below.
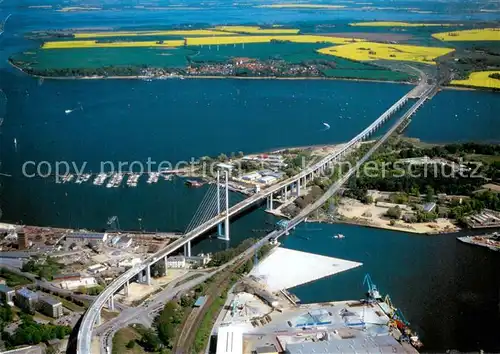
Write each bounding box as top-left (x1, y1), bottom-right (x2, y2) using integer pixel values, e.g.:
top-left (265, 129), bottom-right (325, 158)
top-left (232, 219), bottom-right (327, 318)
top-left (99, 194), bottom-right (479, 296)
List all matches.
top-left (146, 172), bottom-right (160, 184)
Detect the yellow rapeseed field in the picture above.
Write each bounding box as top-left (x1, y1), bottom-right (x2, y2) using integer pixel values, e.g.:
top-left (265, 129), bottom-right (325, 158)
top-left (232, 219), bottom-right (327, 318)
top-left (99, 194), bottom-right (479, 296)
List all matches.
top-left (213, 26), bottom-right (300, 34)
top-left (185, 35), bottom-right (362, 46)
top-left (317, 42), bottom-right (454, 64)
top-left (432, 28), bottom-right (500, 41)
top-left (42, 40), bottom-right (184, 49)
top-left (349, 21), bottom-right (458, 27)
top-left (451, 71), bottom-right (500, 89)
top-left (74, 29), bottom-right (232, 38)
top-left (256, 4), bottom-right (346, 9)
top-left (42, 35), bottom-right (362, 49)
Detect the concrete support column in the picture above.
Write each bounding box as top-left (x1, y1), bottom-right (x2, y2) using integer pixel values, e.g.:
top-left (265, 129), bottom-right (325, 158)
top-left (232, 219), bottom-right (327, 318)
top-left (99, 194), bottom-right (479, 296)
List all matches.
top-left (124, 281), bottom-right (129, 296)
top-left (96, 311), bottom-right (101, 326)
top-left (146, 265), bottom-right (151, 285)
top-left (296, 180), bottom-right (301, 196)
top-left (164, 256), bottom-right (168, 276)
top-left (108, 295), bottom-right (115, 311)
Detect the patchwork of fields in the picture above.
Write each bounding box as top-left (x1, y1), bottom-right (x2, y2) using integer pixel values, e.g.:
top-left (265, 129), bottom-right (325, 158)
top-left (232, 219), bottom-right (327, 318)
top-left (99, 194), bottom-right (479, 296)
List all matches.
top-left (10, 24), bottom-right (500, 86)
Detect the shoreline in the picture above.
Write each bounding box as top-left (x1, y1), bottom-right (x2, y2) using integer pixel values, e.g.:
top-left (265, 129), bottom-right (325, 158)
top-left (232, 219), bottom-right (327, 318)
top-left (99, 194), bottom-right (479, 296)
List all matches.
top-left (9, 61), bottom-right (415, 86)
top-left (10, 61), bottom-right (500, 92)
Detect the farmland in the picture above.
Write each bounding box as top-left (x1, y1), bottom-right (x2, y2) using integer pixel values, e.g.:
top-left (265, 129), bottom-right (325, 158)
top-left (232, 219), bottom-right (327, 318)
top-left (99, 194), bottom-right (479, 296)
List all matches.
top-left (432, 28), bottom-right (500, 41)
top-left (450, 71), bottom-right (500, 89)
top-left (42, 40), bottom-right (184, 49)
top-left (214, 25), bottom-right (300, 34)
top-left (73, 29), bottom-right (234, 39)
top-left (318, 42), bottom-right (454, 64)
top-left (10, 23), bottom-right (498, 85)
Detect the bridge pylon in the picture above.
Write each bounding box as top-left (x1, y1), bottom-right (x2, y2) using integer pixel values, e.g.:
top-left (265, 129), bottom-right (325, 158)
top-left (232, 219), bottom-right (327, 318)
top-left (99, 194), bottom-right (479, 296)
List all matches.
top-left (217, 169), bottom-right (230, 241)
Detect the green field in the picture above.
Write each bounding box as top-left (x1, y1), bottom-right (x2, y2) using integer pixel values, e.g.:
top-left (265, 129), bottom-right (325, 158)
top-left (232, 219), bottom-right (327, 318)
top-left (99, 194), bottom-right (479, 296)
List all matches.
top-left (12, 47), bottom-right (193, 70)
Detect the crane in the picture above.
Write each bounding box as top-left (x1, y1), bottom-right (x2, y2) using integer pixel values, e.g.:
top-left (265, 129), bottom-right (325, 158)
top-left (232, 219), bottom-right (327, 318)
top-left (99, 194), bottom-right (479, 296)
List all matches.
top-left (363, 274), bottom-right (382, 301)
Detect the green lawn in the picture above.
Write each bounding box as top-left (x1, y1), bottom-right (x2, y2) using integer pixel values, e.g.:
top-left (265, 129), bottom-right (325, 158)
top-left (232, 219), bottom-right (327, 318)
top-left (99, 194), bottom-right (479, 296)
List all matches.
top-left (112, 326), bottom-right (148, 354)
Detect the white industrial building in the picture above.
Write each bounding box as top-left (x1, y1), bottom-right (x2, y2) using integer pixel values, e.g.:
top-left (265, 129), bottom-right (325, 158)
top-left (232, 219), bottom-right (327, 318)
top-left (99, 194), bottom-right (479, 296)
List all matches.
top-left (167, 256), bottom-right (186, 268)
top-left (258, 176), bottom-right (277, 185)
top-left (87, 263), bottom-right (108, 274)
top-left (216, 325), bottom-right (243, 354)
top-left (58, 277), bottom-right (97, 290)
top-left (119, 258), bottom-right (141, 268)
top-left (242, 172), bottom-right (261, 181)
top-left (116, 236), bottom-right (132, 249)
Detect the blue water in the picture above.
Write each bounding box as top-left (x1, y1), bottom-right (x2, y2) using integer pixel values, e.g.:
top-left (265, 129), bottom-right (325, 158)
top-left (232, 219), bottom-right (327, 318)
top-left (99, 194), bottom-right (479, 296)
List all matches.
top-left (280, 223), bottom-right (500, 352)
top-left (1, 1), bottom-right (500, 352)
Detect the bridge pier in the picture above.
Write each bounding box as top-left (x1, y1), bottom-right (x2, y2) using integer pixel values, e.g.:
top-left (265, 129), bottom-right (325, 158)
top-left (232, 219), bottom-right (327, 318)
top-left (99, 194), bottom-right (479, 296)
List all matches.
top-left (164, 256), bottom-right (168, 275)
top-left (184, 241), bottom-right (192, 257)
top-left (108, 295), bottom-right (115, 311)
top-left (96, 311), bottom-right (101, 327)
top-left (266, 194), bottom-right (274, 210)
top-left (146, 265), bottom-right (151, 285)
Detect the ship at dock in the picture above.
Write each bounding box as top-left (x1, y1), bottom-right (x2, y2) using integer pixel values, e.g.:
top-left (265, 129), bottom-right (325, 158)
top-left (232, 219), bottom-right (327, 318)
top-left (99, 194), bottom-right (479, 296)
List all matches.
top-left (458, 232), bottom-right (500, 252)
top-left (363, 274), bottom-right (423, 350)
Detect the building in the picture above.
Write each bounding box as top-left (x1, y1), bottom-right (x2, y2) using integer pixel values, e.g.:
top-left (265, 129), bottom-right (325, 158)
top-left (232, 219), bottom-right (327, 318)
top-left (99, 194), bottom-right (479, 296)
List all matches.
top-left (110, 235), bottom-right (121, 246)
top-left (116, 236), bottom-right (132, 249)
top-left (38, 294), bottom-right (63, 318)
top-left (17, 230), bottom-right (29, 250)
top-left (87, 263), bottom-right (108, 274)
top-left (58, 277), bottom-right (97, 291)
top-left (216, 326), bottom-right (243, 354)
top-left (118, 258), bottom-right (141, 268)
top-left (15, 288), bottom-right (39, 312)
top-left (166, 256), bottom-right (186, 268)
top-left (194, 295), bottom-right (207, 307)
top-left (187, 253), bottom-right (212, 266)
top-left (242, 172), bottom-right (261, 181)
top-left (258, 176), bottom-right (277, 185)
top-left (66, 232), bottom-right (108, 243)
top-left (0, 284), bottom-right (15, 304)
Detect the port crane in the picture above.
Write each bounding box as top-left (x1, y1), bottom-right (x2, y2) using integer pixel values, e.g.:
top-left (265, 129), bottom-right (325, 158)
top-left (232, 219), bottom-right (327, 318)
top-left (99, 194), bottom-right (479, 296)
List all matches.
top-left (363, 273), bottom-right (382, 301)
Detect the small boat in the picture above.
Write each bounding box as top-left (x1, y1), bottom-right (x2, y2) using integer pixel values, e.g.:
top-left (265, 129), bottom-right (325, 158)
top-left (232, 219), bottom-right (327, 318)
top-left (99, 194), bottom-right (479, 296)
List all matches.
top-left (185, 179), bottom-right (203, 188)
top-left (334, 234), bottom-right (345, 239)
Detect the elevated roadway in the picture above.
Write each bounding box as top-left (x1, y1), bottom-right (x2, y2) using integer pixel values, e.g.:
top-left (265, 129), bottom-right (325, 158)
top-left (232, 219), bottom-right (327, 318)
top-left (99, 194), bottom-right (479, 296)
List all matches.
top-left (76, 82), bottom-right (430, 354)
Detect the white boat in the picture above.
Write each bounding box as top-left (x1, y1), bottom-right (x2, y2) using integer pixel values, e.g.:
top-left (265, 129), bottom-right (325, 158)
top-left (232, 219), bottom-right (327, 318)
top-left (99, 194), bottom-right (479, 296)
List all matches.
top-left (334, 234), bottom-right (345, 239)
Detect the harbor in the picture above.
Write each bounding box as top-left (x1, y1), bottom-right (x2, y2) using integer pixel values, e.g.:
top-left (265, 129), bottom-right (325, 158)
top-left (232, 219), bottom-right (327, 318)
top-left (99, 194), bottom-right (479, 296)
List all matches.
top-left (55, 171), bottom-right (179, 188)
top-left (213, 243), bottom-right (422, 354)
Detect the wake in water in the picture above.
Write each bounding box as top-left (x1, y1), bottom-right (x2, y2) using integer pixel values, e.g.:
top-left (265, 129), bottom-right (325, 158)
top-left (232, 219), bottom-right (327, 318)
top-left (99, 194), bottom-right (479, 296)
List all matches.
top-left (0, 14), bottom-right (12, 36)
top-left (321, 122), bottom-right (331, 131)
top-left (65, 104), bottom-right (84, 115)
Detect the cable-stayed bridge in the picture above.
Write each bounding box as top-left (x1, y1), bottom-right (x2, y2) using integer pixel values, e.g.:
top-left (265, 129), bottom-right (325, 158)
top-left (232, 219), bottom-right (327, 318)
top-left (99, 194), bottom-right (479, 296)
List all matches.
top-left (76, 82), bottom-right (434, 354)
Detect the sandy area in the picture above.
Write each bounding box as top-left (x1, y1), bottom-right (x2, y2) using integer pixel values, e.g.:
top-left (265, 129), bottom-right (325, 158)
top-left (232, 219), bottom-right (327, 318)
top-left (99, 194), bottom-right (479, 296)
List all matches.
top-left (120, 269), bottom-right (187, 304)
top-left (337, 198), bottom-right (459, 234)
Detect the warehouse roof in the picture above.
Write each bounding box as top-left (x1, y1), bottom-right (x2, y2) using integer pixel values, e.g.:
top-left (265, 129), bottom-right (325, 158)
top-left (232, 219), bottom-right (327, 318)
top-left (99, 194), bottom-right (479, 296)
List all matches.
top-left (16, 287), bottom-right (38, 299)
